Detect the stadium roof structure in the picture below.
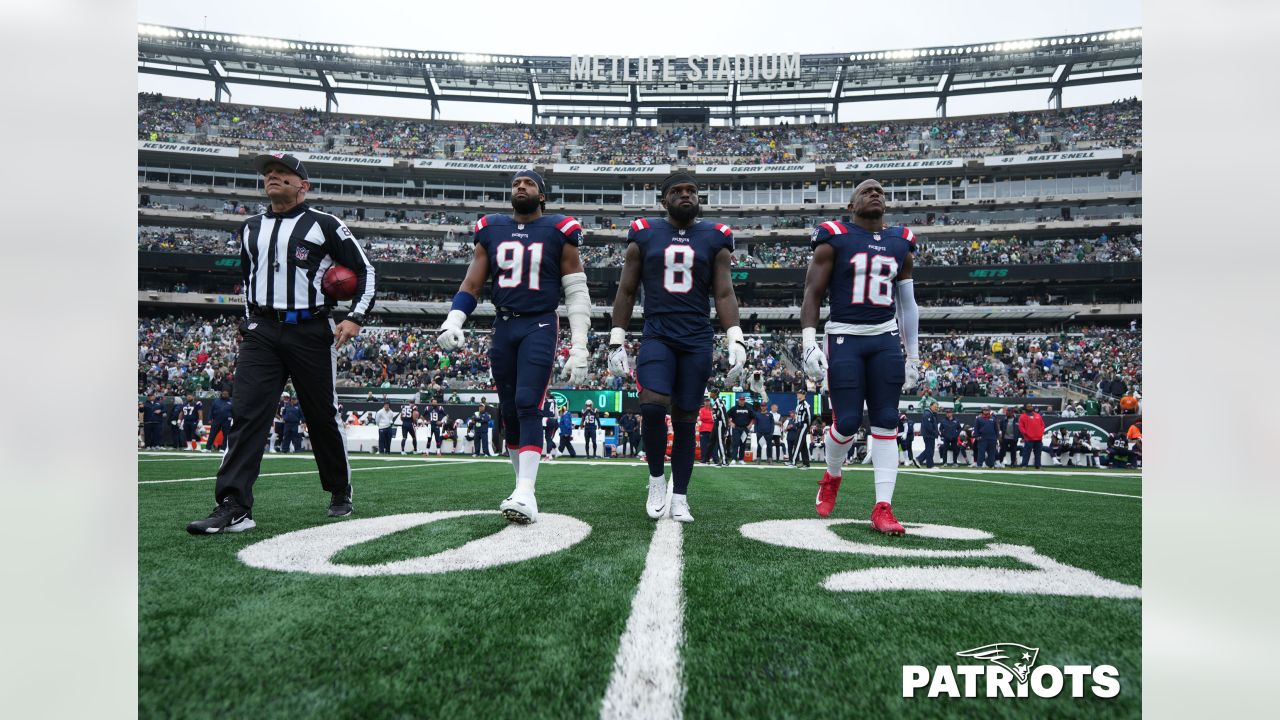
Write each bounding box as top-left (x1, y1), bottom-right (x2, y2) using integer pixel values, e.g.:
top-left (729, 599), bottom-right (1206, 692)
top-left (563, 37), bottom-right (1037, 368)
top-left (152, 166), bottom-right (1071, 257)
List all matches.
top-left (138, 25), bottom-right (1141, 124)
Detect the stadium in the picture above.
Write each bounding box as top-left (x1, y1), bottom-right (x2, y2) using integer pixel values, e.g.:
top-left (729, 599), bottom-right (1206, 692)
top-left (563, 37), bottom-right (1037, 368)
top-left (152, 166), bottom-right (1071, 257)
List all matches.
top-left (138, 16), bottom-right (1142, 719)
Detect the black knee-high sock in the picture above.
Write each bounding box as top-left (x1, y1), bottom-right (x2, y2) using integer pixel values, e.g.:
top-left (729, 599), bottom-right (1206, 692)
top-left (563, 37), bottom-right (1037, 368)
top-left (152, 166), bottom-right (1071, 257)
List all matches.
top-left (670, 421), bottom-right (696, 495)
top-left (641, 404), bottom-right (668, 479)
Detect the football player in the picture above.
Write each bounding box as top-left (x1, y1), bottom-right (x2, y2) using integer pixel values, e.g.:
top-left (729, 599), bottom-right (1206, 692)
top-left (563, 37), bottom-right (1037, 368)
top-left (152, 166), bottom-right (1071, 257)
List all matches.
top-left (399, 400), bottom-right (418, 454)
top-left (424, 399), bottom-right (446, 456)
top-left (436, 170), bottom-right (592, 523)
top-left (800, 179), bottom-right (919, 535)
top-left (608, 172), bottom-right (746, 522)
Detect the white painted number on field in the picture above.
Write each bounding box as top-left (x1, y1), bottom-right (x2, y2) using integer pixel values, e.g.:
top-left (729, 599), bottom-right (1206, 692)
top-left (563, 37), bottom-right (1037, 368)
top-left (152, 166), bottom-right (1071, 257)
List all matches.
top-left (739, 519), bottom-right (1140, 599)
top-left (237, 510), bottom-right (591, 577)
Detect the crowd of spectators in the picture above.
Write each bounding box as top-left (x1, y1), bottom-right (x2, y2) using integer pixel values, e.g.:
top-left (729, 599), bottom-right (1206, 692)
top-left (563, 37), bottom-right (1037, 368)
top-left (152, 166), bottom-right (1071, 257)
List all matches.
top-left (140, 93), bottom-right (1140, 165)
top-left (138, 315), bottom-right (1139, 413)
top-left (138, 314), bottom-right (239, 400)
top-left (140, 221), bottom-right (1141, 271)
top-left (912, 324), bottom-right (1141, 401)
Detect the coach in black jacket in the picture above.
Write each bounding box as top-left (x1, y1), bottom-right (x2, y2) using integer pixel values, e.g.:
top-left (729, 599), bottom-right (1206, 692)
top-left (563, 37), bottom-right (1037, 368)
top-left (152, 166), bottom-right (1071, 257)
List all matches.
top-left (916, 402), bottom-right (939, 468)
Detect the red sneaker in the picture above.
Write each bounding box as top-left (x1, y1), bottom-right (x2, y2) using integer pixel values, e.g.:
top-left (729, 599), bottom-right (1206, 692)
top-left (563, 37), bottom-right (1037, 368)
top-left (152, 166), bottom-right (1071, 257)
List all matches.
top-left (816, 472), bottom-right (842, 518)
top-left (871, 502), bottom-right (906, 536)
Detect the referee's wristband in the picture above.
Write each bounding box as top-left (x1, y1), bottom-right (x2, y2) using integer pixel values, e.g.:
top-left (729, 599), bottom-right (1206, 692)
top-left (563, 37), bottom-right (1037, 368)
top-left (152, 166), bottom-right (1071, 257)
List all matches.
top-left (346, 312), bottom-right (366, 326)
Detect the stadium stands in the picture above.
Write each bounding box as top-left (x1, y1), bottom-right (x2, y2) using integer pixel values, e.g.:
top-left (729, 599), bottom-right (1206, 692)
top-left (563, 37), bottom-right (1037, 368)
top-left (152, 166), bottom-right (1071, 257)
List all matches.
top-left (140, 93), bottom-right (1140, 164)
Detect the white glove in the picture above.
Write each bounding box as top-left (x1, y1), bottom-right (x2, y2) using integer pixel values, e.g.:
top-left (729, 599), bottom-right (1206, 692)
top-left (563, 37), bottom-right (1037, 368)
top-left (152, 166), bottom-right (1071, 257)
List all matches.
top-left (435, 309), bottom-right (467, 351)
top-left (607, 327), bottom-right (630, 378)
top-left (802, 327), bottom-right (826, 381)
top-left (904, 357), bottom-right (920, 389)
top-left (563, 347), bottom-right (589, 384)
top-left (725, 326), bottom-right (748, 383)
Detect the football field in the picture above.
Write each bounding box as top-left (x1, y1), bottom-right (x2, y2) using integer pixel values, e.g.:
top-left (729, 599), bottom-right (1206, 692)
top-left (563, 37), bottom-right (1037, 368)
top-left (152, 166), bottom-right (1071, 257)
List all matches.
top-left (138, 452), bottom-right (1141, 719)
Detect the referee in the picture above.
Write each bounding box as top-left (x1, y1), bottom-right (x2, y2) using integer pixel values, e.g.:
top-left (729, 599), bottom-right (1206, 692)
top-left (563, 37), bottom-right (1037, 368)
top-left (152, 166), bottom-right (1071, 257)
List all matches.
top-left (790, 391), bottom-right (812, 468)
top-left (187, 152), bottom-right (376, 535)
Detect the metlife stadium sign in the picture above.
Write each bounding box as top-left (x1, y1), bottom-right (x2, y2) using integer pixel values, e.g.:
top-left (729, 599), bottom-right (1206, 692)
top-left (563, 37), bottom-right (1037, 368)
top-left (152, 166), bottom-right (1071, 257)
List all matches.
top-left (569, 54), bottom-right (801, 83)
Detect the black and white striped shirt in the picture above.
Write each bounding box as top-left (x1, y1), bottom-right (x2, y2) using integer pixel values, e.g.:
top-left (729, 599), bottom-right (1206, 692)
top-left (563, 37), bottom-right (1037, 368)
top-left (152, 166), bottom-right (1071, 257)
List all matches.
top-left (239, 202), bottom-right (376, 316)
top-left (795, 400), bottom-right (812, 427)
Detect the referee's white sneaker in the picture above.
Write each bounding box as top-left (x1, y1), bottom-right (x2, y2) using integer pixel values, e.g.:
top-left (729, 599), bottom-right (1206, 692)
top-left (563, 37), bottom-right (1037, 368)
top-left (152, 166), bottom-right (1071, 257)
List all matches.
top-left (645, 475), bottom-right (669, 519)
top-left (670, 493), bottom-right (694, 523)
top-left (500, 488), bottom-right (538, 525)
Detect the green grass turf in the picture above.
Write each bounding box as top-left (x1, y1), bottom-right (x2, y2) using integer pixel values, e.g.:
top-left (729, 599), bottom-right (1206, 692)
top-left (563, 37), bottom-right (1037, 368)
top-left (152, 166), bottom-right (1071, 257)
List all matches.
top-left (139, 453), bottom-right (1140, 719)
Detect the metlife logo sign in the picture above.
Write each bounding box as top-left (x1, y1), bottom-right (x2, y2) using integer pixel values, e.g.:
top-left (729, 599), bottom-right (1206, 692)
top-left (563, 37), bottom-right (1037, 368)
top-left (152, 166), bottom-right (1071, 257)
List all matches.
top-left (903, 643), bottom-right (1121, 699)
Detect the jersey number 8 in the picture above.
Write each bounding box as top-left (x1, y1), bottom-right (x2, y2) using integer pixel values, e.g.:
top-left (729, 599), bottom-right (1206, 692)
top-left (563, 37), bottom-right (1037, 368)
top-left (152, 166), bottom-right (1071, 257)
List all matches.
top-left (849, 253), bottom-right (898, 306)
top-left (496, 241), bottom-right (544, 290)
top-left (663, 245), bottom-right (694, 293)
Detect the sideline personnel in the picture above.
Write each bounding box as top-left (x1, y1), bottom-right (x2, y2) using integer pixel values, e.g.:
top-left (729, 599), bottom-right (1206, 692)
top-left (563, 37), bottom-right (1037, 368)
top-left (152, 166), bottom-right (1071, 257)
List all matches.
top-left (187, 152), bottom-right (375, 534)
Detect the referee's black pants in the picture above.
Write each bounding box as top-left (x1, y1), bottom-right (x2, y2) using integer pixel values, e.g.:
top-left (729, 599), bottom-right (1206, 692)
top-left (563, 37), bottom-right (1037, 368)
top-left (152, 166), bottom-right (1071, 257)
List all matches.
top-left (215, 316), bottom-right (350, 510)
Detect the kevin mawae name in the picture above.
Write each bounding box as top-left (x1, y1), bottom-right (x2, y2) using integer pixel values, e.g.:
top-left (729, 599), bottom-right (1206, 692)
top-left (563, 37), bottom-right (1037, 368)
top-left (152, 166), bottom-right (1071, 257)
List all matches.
top-left (902, 663), bottom-right (1121, 699)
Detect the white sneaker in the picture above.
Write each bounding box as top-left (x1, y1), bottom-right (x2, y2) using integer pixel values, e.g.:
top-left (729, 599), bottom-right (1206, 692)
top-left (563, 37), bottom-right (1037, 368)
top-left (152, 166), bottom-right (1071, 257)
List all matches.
top-left (646, 475), bottom-right (669, 519)
top-left (670, 494), bottom-right (694, 523)
top-left (500, 488), bottom-right (539, 524)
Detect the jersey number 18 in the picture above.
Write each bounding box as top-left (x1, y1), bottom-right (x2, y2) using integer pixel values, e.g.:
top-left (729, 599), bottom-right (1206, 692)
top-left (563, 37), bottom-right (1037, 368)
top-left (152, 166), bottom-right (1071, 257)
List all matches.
top-left (849, 253), bottom-right (898, 306)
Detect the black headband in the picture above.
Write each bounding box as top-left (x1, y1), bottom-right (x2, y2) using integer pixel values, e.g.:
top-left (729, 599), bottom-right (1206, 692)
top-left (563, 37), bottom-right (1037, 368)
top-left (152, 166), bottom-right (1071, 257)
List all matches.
top-left (661, 172), bottom-right (698, 195)
top-left (512, 169), bottom-right (546, 195)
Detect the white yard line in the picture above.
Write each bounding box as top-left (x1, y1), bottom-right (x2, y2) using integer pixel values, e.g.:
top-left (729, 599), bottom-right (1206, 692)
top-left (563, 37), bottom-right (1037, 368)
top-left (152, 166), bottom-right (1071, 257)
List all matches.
top-left (600, 518), bottom-right (685, 720)
top-left (138, 461), bottom-right (479, 485)
top-left (902, 470), bottom-right (1141, 499)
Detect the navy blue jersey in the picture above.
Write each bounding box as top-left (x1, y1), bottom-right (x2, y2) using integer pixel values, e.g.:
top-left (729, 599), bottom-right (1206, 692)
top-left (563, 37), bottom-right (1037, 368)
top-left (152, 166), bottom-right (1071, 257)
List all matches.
top-left (400, 404), bottom-right (417, 422)
top-left (180, 401), bottom-right (202, 424)
top-left (475, 213), bottom-right (582, 313)
top-left (627, 218), bottom-right (734, 318)
top-left (426, 404), bottom-right (444, 424)
top-left (729, 405), bottom-right (755, 428)
top-left (810, 221), bottom-right (915, 325)
top-left (583, 407), bottom-right (598, 427)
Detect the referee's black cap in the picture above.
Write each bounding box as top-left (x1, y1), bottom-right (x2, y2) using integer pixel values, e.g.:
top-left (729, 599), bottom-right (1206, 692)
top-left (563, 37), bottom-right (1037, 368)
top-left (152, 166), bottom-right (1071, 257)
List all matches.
top-left (254, 152), bottom-right (309, 180)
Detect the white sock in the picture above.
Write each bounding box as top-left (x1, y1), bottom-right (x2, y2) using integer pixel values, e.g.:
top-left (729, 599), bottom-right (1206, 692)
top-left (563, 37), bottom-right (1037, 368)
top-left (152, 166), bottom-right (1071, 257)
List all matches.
top-left (870, 427), bottom-right (899, 504)
top-left (508, 446), bottom-right (520, 477)
top-left (517, 449), bottom-right (540, 493)
top-left (824, 427), bottom-right (853, 477)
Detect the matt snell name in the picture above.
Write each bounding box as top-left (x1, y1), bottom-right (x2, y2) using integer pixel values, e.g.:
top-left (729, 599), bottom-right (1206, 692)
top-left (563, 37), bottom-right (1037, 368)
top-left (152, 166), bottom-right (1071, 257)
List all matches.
top-left (571, 54), bottom-right (801, 83)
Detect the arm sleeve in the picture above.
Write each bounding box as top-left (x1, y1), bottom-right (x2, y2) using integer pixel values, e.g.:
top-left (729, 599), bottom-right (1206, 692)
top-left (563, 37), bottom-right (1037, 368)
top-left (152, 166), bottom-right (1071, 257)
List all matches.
top-left (562, 271), bottom-right (592, 349)
top-left (321, 216), bottom-right (377, 316)
top-left (895, 278), bottom-right (920, 359)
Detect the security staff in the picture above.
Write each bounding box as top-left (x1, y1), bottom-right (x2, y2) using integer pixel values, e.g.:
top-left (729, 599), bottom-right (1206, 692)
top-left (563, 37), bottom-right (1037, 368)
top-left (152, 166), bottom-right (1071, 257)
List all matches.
top-left (916, 402), bottom-right (939, 468)
top-left (618, 409), bottom-right (638, 458)
top-left (203, 390), bottom-right (233, 452)
top-left (791, 392), bottom-right (813, 468)
top-left (281, 397), bottom-right (304, 453)
top-left (698, 398), bottom-right (716, 465)
top-left (557, 407), bottom-right (577, 457)
top-left (474, 404), bottom-right (493, 457)
top-left (754, 402), bottom-right (775, 463)
top-left (187, 152), bottom-right (375, 535)
top-left (939, 408), bottom-right (961, 466)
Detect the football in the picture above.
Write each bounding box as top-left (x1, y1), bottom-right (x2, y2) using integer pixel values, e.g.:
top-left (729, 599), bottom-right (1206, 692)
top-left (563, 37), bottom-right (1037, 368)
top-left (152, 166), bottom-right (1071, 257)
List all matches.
top-left (322, 264), bottom-right (358, 300)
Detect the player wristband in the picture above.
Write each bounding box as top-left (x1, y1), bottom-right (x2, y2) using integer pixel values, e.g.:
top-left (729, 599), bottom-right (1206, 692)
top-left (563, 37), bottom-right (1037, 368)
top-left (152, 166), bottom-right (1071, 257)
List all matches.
top-left (801, 327), bottom-right (817, 349)
top-left (450, 291), bottom-right (478, 317)
top-left (609, 327), bottom-right (626, 347)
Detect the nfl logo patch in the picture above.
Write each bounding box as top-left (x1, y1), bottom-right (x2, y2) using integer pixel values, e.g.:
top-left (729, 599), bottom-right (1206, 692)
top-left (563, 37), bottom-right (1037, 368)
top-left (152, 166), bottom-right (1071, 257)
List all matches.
top-left (837, 337), bottom-right (845, 344)
top-left (518, 224), bottom-right (525, 230)
top-left (294, 246), bottom-right (309, 261)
